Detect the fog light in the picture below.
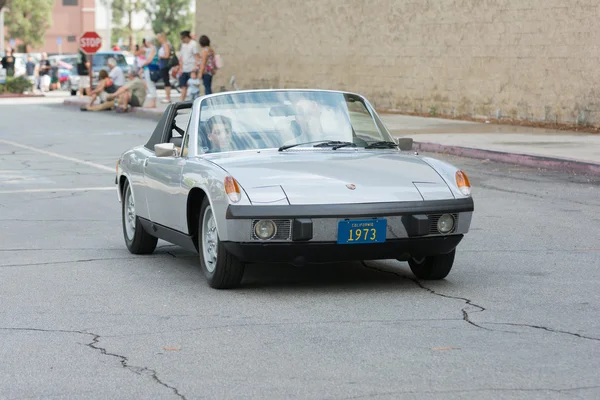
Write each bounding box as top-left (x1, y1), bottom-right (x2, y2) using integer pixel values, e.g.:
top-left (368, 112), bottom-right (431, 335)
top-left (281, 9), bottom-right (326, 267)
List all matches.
top-left (437, 214), bottom-right (455, 234)
top-left (254, 220), bottom-right (277, 239)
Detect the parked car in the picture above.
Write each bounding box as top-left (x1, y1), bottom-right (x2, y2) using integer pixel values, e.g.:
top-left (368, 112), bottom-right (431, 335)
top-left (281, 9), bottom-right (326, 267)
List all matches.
top-left (115, 89), bottom-right (475, 289)
top-left (48, 54), bottom-right (78, 91)
top-left (69, 51), bottom-right (130, 95)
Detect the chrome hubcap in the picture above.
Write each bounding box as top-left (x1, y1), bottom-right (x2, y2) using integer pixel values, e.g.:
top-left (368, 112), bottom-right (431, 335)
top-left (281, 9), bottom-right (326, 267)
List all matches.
top-left (125, 186), bottom-right (136, 240)
top-left (202, 206), bottom-right (218, 272)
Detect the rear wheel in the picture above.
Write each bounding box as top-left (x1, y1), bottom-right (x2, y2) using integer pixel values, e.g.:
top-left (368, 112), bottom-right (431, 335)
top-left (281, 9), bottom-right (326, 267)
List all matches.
top-left (408, 249), bottom-right (456, 280)
top-left (122, 180), bottom-right (158, 254)
top-left (198, 197), bottom-right (244, 289)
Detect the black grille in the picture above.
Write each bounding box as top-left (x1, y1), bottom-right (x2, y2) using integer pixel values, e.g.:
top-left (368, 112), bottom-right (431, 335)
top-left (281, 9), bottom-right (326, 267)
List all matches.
top-left (429, 213), bottom-right (458, 234)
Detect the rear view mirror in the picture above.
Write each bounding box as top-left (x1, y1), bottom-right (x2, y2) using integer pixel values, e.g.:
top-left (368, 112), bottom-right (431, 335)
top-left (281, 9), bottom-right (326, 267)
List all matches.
top-left (155, 143), bottom-right (176, 157)
top-left (395, 137), bottom-right (414, 151)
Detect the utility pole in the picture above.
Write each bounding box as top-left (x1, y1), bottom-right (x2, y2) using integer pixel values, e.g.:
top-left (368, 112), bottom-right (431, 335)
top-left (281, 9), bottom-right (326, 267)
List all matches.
top-left (0, 7), bottom-right (7, 56)
top-left (106, 0), bottom-right (111, 50)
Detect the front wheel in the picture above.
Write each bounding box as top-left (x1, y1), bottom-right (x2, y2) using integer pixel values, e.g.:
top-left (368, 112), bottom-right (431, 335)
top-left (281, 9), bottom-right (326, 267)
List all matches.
top-left (122, 180), bottom-right (158, 254)
top-left (408, 249), bottom-right (456, 280)
top-left (198, 197), bottom-right (244, 289)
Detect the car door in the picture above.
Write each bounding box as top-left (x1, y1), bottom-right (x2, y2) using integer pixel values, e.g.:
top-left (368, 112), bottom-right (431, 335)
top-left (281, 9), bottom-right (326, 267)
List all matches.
top-left (143, 108), bottom-right (192, 232)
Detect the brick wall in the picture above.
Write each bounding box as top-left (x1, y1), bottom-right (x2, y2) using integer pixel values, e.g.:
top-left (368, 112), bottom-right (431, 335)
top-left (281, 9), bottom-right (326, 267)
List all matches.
top-left (196, 0), bottom-right (600, 124)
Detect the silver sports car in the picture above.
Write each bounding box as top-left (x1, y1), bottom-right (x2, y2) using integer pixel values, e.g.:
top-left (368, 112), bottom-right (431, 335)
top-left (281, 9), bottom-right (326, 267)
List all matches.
top-left (116, 89), bottom-right (474, 289)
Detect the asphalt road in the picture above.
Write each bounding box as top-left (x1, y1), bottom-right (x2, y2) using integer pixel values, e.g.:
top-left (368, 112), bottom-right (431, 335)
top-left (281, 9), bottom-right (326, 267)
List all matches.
top-left (1, 100), bottom-right (599, 400)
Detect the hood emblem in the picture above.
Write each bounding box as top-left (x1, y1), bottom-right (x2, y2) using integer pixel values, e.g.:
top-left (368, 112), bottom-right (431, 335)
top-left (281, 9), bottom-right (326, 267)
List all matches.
top-left (346, 184), bottom-right (356, 190)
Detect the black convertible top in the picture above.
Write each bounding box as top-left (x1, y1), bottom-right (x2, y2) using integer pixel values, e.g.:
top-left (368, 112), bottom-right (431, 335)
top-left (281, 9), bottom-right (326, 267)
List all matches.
top-left (144, 100), bottom-right (194, 150)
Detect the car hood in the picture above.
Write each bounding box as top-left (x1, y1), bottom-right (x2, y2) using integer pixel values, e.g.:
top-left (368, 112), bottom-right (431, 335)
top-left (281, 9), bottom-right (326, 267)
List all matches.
top-left (205, 150), bottom-right (455, 205)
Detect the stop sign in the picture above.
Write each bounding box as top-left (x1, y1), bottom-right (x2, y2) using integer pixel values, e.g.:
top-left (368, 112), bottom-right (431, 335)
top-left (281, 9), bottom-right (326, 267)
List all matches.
top-left (80, 31), bottom-right (102, 54)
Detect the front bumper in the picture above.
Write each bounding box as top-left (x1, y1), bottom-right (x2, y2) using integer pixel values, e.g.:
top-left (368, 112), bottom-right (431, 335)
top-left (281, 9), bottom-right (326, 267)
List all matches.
top-left (221, 197), bottom-right (474, 243)
top-left (223, 235), bottom-right (464, 264)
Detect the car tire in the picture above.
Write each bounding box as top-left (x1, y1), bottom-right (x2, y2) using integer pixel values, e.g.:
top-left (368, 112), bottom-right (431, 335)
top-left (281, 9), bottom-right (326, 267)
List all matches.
top-left (198, 197), bottom-right (245, 289)
top-left (408, 249), bottom-right (455, 280)
top-left (122, 180), bottom-right (158, 254)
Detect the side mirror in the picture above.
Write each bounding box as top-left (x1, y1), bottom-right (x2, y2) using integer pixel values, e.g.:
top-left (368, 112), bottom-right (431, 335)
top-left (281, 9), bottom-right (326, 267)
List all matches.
top-left (155, 143), bottom-right (176, 157)
top-left (395, 137), bottom-right (414, 151)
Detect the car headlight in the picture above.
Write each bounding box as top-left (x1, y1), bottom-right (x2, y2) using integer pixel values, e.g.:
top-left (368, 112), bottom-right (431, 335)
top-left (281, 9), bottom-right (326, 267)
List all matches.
top-left (254, 220), bottom-right (277, 240)
top-left (437, 214), bottom-right (455, 234)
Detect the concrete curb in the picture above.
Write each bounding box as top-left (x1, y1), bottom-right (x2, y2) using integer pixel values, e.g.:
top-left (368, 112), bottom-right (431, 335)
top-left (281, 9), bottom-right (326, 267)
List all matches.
top-left (413, 141), bottom-right (600, 176)
top-left (63, 98), bottom-right (163, 117)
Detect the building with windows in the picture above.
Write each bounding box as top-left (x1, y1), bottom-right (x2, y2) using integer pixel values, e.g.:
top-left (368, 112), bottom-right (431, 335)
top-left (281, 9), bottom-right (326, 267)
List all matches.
top-left (35, 0), bottom-right (96, 53)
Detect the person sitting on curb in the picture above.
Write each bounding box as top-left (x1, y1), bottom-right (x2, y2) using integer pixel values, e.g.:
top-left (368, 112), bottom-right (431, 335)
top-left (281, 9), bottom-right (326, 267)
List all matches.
top-left (105, 66), bottom-right (147, 113)
top-left (81, 70), bottom-right (118, 111)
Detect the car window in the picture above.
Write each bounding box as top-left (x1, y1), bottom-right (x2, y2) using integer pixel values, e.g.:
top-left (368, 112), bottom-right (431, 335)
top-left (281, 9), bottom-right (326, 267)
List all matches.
top-left (346, 100), bottom-right (382, 141)
top-left (92, 54), bottom-right (129, 69)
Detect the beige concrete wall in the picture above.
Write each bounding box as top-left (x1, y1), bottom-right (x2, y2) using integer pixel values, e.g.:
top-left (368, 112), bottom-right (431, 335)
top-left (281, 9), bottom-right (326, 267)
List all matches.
top-left (196, 0), bottom-right (600, 124)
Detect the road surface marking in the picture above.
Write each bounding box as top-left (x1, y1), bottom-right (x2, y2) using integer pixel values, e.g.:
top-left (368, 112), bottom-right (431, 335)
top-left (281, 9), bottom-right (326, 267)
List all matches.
top-left (0, 139), bottom-right (114, 172)
top-left (0, 187), bottom-right (115, 194)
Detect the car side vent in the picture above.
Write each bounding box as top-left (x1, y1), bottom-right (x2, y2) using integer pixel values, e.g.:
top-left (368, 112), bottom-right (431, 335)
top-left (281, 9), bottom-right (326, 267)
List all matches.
top-left (429, 213), bottom-right (459, 234)
top-left (251, 219), bottom-right (292, 240)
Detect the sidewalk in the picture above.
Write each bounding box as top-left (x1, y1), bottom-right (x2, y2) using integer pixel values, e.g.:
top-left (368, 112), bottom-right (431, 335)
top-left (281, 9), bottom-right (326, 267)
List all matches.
top-left (383, 114), bottom-right (600, 175)
top-left (63, 95), bottom-right (600, 176)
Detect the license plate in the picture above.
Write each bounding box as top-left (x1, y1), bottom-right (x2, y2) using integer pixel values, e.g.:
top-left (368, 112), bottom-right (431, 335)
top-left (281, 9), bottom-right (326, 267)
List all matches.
top-left (337, 219), bottom-right (387, 244)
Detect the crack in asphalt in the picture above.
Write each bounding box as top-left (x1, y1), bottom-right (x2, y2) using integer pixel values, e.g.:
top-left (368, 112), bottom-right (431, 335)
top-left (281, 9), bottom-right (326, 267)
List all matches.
top-left (338, 385), bottom-right (600, 399)
top-left (360, 261), bottom-right (488, 330)
top-left (483, 322), bottom-right (600, 342)
top-left (0, 327), bottom-right (186, 399)
top-left (0, 257), bottom-right (140, 268)
top-left (360, 261), bottom-right (600, 341)
top-left (86, 333), bottom-right (187, 399)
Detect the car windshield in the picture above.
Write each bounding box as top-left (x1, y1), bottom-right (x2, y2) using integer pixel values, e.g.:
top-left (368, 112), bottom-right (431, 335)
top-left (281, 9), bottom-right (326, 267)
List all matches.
top-left (92, 54), bottom-right (129, 69)
top-left (197, 90), bottom-right (395, 154)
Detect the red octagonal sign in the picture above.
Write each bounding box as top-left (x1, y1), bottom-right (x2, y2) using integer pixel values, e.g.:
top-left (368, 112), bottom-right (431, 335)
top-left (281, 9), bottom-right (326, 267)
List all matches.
top-left (80, 31), bottom-right (102, 54)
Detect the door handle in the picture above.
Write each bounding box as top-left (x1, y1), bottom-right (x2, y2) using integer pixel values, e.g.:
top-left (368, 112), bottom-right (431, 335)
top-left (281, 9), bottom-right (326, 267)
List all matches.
top-left (143, 159), bottom-right (148, 167)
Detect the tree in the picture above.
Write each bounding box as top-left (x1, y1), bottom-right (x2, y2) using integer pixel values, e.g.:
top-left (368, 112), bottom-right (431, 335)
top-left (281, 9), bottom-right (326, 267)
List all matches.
top-left (111, 0), bottom-right (145, 51)
top-left (4, 0), bottom-right (54, 50)
top-left (146, 0), bottom-right (193, 48)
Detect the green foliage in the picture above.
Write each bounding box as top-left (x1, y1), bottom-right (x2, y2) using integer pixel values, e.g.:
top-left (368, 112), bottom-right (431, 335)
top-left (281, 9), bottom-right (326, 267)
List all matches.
top-left (111, 0), bottom-right (145, 48)
top-left (4, 0), bottom-right (54, 49)
top-left (146, 0), bottom-right (193, 48)
top-left (0, 76), bottom-right (32, 94)
top-left (429, 105), bottom-right (437, 117)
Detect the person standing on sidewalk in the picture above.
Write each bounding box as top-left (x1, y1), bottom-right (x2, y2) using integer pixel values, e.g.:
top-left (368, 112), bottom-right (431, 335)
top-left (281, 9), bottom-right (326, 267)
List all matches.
top-left (157, 33), bottom-right (173, 103)
top-left (38, 53), bottom-right (51, 92)
top-left (176, 30), bottom-right (200, 101)
top-left (140, 37), bottom-right (159, 108)
top-left (76, 49), bottom-right (90, 96)
top-left (198, 35), bottom-right (217, 95)
top-left (1, 48), bottom-right (15, 77)
top-left (25, 55), bottom-right (36, 90)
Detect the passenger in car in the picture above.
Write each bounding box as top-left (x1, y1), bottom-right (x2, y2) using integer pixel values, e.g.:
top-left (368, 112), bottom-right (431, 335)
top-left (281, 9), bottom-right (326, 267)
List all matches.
top-left (206, 115), bottom-right (234, 152)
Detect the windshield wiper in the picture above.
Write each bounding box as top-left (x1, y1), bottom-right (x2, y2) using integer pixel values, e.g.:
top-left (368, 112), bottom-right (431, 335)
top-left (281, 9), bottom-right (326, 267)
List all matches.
top-left (278, 140), bottom-right (355, 151)
top-left (314, 141), bottom-right (356, 150)
top-left (364, 141), bottom-right (398, 149)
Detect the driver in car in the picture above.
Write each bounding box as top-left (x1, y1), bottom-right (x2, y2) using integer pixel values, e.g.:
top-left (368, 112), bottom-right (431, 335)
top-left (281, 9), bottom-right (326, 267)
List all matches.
top-left (290, 99), bottom-right (324, 140)
top-left (206, 115), bottom-right (235, 152)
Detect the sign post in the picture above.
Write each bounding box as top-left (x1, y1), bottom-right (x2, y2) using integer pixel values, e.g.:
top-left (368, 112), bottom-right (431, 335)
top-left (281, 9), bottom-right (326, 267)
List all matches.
top-left (79, 31), bottom-right (102, 96)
